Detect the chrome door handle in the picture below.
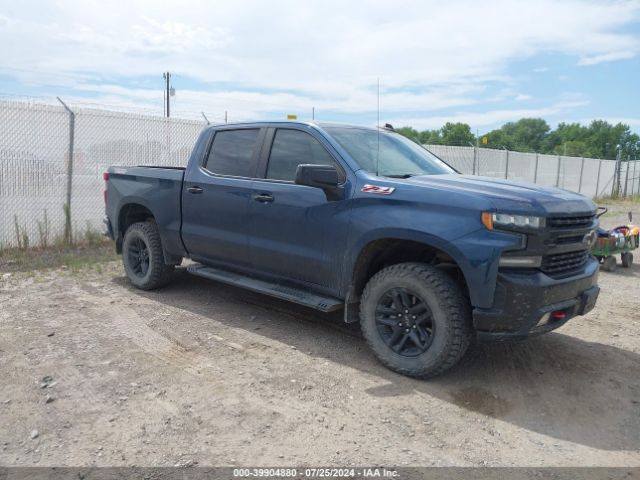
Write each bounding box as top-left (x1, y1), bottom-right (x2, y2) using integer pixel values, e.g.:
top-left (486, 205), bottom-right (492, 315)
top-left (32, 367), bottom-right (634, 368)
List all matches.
top-left (253, 193), bottom-right (274, 203)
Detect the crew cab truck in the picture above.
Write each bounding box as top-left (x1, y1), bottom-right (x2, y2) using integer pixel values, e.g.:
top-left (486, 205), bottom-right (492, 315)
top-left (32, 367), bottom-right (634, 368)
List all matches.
top-left (104, 121), bottom-right (600, 378)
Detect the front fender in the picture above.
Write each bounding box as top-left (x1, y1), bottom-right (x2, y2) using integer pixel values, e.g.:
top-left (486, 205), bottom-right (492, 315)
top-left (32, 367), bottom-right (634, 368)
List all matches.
top-left (343, 227), bottom-right (521, 309)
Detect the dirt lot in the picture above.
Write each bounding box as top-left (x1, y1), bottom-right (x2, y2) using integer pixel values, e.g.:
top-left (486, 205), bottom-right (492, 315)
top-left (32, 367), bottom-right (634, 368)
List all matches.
top-left (1, 205), bottom-right (639, 467)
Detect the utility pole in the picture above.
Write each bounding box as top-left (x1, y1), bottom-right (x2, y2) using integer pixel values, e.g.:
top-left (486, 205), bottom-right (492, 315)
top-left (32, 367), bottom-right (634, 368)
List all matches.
top-left (163, 72), bottom-right (171, 117)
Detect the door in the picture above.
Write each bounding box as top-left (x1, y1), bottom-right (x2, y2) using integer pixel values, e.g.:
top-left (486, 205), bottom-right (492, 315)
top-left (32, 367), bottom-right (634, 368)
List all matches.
top-left (249, 127), bottom-right (351, 290)
top-left (181, 127), bottom-right (264, 268)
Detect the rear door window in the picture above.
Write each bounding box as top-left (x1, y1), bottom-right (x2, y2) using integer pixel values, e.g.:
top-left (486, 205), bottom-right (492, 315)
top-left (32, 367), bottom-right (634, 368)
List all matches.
top-left (204, 129), bottom-right (261, 177)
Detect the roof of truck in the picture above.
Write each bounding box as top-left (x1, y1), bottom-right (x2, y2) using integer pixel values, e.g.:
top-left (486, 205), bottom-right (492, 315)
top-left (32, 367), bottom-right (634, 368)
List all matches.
top-left (205, 120), bottom-right (385, 131)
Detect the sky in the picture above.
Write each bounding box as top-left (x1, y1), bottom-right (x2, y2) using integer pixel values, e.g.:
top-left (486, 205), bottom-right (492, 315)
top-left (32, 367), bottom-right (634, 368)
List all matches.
top-left (1, 0), bottom-right (640, 133)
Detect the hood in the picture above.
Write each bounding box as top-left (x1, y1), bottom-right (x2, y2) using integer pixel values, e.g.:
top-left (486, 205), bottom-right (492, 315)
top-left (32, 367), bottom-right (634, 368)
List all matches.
top-left (402, 174), bottom-right (596, 216)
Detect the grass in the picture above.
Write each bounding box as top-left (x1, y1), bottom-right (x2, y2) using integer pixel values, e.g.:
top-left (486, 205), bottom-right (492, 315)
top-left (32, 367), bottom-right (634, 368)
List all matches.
top-left (0, 239), bottom-right (118, 274)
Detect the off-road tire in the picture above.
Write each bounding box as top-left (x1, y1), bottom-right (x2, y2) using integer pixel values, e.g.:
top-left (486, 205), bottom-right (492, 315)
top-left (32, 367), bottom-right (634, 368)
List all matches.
top-left (602, 255), bottom-right (617, 272)
top-left (122, 221), bottom-right (175, 290)
top-left (622, 251), bottom-right (633, 268)
top-left (360, 262), bottom-right (472, 378)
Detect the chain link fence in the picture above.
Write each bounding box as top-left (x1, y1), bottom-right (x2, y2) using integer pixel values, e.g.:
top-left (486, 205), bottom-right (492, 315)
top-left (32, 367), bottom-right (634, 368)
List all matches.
top-left (425, 144), bottom-right (631, 199)
top-left (1, 100), bottom-right (205, 249)
top-left (1, 99), bottom-right (638, 249)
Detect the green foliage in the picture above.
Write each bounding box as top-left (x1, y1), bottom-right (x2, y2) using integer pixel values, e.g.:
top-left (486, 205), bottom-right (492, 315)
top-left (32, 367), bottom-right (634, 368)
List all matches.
top-left (485, 118), bottom-right (550, 152)
top-left (397, 117), bottom-right (640, 159)
top-left (441, 122), bottom-right (476, 146)
top-left (13, 215), bottom-right (29, 250)
top-left (397, 122), bottom-right (475, 146)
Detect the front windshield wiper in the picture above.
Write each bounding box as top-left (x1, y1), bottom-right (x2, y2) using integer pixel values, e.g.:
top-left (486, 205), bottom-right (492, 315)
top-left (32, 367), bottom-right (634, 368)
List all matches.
top-left (383, 173), bottom-right (421, 179)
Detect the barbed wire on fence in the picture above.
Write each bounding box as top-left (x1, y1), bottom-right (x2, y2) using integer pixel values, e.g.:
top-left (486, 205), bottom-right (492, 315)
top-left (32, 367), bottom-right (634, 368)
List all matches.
top-left (1, 99), bottom-right (638, 249)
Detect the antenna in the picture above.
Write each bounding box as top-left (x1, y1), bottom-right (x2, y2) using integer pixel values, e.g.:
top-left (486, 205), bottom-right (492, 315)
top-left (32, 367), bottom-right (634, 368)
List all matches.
top-left (376, 77), bottom-right (380, 177)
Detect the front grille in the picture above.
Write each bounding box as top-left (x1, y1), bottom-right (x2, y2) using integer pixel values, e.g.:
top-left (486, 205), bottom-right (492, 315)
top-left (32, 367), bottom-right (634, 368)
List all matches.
top-left (541, 250), bottom-right (589, 277)
top-left (548, 215), bottom-right (594, 229)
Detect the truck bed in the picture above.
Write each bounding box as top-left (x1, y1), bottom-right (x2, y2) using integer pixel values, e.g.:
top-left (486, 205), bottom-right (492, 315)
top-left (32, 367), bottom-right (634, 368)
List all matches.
top-left (106, 165), bottom-right (187, 259)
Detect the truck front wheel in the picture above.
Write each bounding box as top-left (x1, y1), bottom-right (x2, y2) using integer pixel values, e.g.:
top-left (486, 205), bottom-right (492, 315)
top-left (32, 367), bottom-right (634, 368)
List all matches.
top-left (360, 262), bottom-right (472, 378)
top-left (122, 221), bottom-right (175, 290)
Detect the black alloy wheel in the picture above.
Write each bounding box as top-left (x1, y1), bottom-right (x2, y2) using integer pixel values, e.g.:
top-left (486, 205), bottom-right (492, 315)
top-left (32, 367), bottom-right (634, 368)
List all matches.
top-left (127, 237), bottom-right (150, 278)
top-left (375, 287), bottom-right (435, 357)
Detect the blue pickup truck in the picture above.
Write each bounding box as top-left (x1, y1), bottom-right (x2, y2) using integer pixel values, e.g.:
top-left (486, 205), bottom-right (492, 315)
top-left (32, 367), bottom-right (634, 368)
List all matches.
top-left (104, 121), bottom-right (600, 378)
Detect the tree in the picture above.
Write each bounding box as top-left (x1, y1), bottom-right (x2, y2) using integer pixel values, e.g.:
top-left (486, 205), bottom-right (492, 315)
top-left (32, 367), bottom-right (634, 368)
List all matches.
top-left (395, 117), bottom-right (640, 159)
top-left (395, 126), bottom-right (421, 143)
top-left (483, 118), bottom-right (550, 152)
top-left (440, 122), bottom-right (475, 146)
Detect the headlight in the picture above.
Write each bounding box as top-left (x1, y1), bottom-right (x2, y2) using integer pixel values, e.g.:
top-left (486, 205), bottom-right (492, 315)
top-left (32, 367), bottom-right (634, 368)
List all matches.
top-left (482, 212), bottom-right (545, 230)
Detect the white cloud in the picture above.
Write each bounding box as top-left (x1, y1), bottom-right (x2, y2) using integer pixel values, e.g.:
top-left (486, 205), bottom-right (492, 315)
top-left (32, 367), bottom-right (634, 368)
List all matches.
top-left (0, 0), bottom-right (638, 118)
top-left (577, 50), bottom-right (637, 65)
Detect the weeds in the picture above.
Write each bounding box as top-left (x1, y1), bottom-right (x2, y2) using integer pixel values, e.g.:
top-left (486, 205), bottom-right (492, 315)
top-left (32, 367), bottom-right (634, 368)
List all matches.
top-left (82, 222), bottom-right (104, 246)
top-left (0, 242), bottom-right (117, 274)
top-left (36, 209), bottom-right (50, 248)
top-left (3, 205), bottom-right (113, 273)
top-left (13, 215), bottom-right (29, 250)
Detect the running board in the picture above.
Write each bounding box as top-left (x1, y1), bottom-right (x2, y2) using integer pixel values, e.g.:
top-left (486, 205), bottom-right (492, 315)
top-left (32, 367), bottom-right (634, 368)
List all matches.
top-left (187, 264), bottom-right (343, 313)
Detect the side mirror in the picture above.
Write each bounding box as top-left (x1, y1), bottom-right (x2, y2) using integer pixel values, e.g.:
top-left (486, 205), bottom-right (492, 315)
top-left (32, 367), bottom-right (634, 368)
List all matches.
top-left (295, 164), bottom-right (340, 188)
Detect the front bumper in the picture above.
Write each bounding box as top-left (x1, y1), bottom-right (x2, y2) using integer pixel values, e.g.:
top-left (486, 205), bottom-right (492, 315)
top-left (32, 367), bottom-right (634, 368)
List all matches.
top-left (473, 256), bottom-right (600, 341)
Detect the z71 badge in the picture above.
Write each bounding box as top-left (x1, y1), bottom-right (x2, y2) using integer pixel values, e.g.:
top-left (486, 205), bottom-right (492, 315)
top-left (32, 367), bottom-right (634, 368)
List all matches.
top-left (361, 184), bottom-right (395, 195)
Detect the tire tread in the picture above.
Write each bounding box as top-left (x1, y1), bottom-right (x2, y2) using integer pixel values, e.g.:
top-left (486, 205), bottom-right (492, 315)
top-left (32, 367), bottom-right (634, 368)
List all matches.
top-left (360, 262), bottom-right (471, 378)
top-left (123, 221), bottom-right (175, 290)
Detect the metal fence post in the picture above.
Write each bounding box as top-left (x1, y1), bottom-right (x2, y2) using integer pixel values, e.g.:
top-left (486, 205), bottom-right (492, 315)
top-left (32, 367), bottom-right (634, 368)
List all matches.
top-left (623, 160), bottom-right (630, 198)
top-left (556, 155), bottom-right (562, 187)
top-left (473, 146), bottom-right (477, 175)
top-left (533, 153), bottom-right (539, 183)
top-left (595, 160), bottom-right (602, 198)
top-left (504, 149), bottom-right (509, 179)
top-left (57, 97), bottom-right (75, 244)
top-left (632, 160), bottom-right (637, 197)
top-left (578, 157), bottom-right (585, 193)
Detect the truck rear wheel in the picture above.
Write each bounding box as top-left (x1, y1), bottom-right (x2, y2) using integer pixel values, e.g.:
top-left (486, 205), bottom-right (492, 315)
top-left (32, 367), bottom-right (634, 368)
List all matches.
top-left (360, 262), bottom-right (471, 378)
top-left (122, 221), bottom-right (175, 290)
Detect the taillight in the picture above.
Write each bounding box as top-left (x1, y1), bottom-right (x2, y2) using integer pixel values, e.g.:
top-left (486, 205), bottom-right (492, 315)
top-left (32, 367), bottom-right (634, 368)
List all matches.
top-left (103, 172), bottom-right (109, 204)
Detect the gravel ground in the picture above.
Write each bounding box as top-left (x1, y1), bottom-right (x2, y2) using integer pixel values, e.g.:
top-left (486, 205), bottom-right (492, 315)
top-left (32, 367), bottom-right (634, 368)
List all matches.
top-left (0, 205), bottom-right (639, 467)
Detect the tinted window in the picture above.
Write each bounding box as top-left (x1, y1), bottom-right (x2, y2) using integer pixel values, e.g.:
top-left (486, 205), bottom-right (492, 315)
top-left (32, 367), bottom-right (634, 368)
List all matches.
top-left (205, 129), bottom-right (260, 177)
top-left (266, 129), bottom-right (338, 181)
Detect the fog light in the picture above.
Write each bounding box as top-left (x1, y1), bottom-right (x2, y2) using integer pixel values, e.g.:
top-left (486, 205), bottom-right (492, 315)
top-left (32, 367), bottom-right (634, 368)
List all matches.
top-left (499, 255), bottom-right (542, 268)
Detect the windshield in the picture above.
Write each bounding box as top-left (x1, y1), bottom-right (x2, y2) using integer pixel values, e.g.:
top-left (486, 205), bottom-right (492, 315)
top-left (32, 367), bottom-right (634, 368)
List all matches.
top-left (325, 126), bottom-right (456, 177)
